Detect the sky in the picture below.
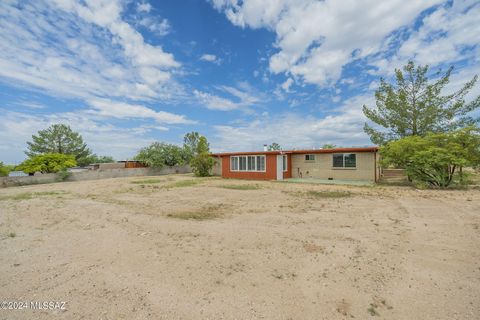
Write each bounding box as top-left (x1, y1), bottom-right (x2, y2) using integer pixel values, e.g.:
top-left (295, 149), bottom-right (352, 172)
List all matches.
top-left (0, 0), bottom-right (479, 164)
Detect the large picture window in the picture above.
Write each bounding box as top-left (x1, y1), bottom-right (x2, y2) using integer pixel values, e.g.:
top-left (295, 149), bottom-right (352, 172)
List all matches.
top-left (230, 155), bottom-right (266, 172)
top-left (332, 153), bottom-right (356, 168)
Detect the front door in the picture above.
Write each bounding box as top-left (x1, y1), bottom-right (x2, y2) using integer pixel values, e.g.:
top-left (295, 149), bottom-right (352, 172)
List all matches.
top-left (276, 155), bottom-right (283, 180)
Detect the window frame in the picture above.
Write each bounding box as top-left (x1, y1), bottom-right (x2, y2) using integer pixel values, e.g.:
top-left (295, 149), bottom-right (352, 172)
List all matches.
top-left (332, 153), bottom-right (357, 169)
top-left (230, 155), bottom-right (266, 172)
top-left (305, 154), bottom-right (315, 161)
top-left (282, 155), bottom-right (288, 172)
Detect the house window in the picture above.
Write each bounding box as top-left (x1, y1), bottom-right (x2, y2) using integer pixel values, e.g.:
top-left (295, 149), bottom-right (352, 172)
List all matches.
top-left (333, 153), bottom-right (356, 168)
top-left (230, 155), bottom-right (266, 172)
top-left (230, 156), bottom-right (238, 171)
top-left (305, 154), bottom-right (315, 161)
top-left (282, 155), bottom-right (287, 172)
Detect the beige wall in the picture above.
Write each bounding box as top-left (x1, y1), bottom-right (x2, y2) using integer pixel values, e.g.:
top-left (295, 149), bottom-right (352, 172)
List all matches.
top-left (291, 152), bottom-right (377, 181)
top-left (211, 157), bottom-right (222, 176)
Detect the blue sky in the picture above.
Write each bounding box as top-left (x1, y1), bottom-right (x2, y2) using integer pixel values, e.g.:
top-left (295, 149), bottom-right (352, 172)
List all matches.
top-left (0, 0), bottom-right (479, 164)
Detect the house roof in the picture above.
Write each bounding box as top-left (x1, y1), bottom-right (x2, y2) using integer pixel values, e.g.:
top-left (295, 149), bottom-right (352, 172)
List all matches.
top-left (211, 147), bottom-right (378, 157)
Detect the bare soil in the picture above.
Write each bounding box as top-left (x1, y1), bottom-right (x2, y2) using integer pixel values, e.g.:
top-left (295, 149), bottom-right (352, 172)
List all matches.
top-left (1, 174), bottom-right (479, 319)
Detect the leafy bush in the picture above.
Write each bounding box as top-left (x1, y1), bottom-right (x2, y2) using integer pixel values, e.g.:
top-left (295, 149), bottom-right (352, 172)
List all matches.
top-left (381, 127), bottom-right (480, 188)
top-left (134, 142), bottom-right (187, 168)
top-left (17, 153), bottom-right (77, 174)
top-left (191, 153), bottom-right (215, 177)
top-left (0, 162), bottom-right (10, 177)
top-left (190, 136), bottom-right (214, 177)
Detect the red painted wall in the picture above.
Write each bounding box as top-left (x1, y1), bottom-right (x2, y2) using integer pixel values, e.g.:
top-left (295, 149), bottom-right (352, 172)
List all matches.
top-left (221, 154), bottom-right (281, 180)
top-left (283, 154), bottom-right (292, 179)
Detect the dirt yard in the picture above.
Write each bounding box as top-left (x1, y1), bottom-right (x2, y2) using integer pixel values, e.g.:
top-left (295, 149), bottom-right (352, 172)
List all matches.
top-left (0, 174), bottom-right (479, 319)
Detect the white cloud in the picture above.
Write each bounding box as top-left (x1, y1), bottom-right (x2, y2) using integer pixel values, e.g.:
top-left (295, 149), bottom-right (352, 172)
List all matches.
top-left (211, 0), bottom-right (444, 86)
top-left (193, 90), bottom-right (240, 111)
top-left (137, 2), bottom-right (152, 13)
top-left (0, 0), bottom-right (181, 102)
top-left (200, 54), bottom-right (221, 65)
top-left (194, 83), bottom-right (262, 111)
top-left (281, 78), bottom-right (293, 92)
top-left (87, 99), bottom-right (195, 124)
top-left (212, 93), bottom-right (376, 151)
top-left (371, 1), bottom-right (480, 74)
top-left (138, 17), bottom-right (171, 36)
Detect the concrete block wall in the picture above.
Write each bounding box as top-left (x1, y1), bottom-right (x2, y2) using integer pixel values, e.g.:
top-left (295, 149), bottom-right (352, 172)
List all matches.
top-left (0, 166), bottom-right (191, 188)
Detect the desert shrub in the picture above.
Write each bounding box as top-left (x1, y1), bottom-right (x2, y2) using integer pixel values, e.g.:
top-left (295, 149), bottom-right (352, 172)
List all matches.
top-left (56, 168), bottom-right (71, 181)
top-left (381, 127), bottom-right (480, 188)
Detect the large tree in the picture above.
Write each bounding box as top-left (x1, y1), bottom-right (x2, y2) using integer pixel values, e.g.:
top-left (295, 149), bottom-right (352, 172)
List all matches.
top-left (26, 124), bottom-right (92, 166)
top-left (363, 61), bottom-right (479, 145)
top-left (135, 142), bottom-right (187, 168)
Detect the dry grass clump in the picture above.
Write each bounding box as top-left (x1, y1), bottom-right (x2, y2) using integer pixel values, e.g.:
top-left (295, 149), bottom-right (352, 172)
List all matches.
top-left (219, 184), bottom-right (261, 190)
top-left (0, 191), bottom-right (67, 201)
top-left (164, 179), bottom-right (203, 189)
top-left (130, 178), bottom-right (164, 184)
top-left (166, 204), bottom-right (225, 220)
top-left (286, 190), bottom-right (351, 198)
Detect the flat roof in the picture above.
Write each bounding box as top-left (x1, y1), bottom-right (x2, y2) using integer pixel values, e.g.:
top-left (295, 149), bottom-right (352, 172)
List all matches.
top-left (211, 147), bottom-right (378, 157)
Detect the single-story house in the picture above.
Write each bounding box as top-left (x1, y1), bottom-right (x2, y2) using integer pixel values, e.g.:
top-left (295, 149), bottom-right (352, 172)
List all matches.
top-left (211, 147), bottom-right (380, 182)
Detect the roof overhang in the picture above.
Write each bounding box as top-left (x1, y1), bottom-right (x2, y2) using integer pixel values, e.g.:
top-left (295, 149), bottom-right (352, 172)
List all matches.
top-left (211, 147), bottom-right (378, 157)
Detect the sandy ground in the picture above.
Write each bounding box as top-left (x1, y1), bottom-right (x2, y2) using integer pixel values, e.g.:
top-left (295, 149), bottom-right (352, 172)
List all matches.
top-left (0, 174), bottom-right (479, 320)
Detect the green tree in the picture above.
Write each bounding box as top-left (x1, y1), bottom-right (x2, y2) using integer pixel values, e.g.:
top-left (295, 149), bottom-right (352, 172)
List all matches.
top-left (363, 61), bottom-right (479, 145)
top-left (0, 162), bottom-right (10, 177)
top-left (321, 144), bottom-right (337, 149)
top-left (380, 127), bottom-right (480, 188)
top-left (26, 124), bottom-right (93, 166)
top-left (134, 142), bottom-right (186, 168)
top-left (190, 136), bottom-right (214, 177)
top-left (17, 153), bottom-right (77, 174)
top-left (268, 142), bottom-right (282, 151)
top-left (183, 131), bottom-right (201, 162)
top-left (83, 155), bottom-right (115, 165)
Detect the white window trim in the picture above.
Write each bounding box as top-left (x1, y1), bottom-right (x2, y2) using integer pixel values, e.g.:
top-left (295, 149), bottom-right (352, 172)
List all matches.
top-left (305, 154), bottom-right (315, 161)
top-left (332, 153), bottom-right (357, 169)
top-left (230, 155), bottom-right (266, 172)
top-left (282, 155), bottom-right (288, 172)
